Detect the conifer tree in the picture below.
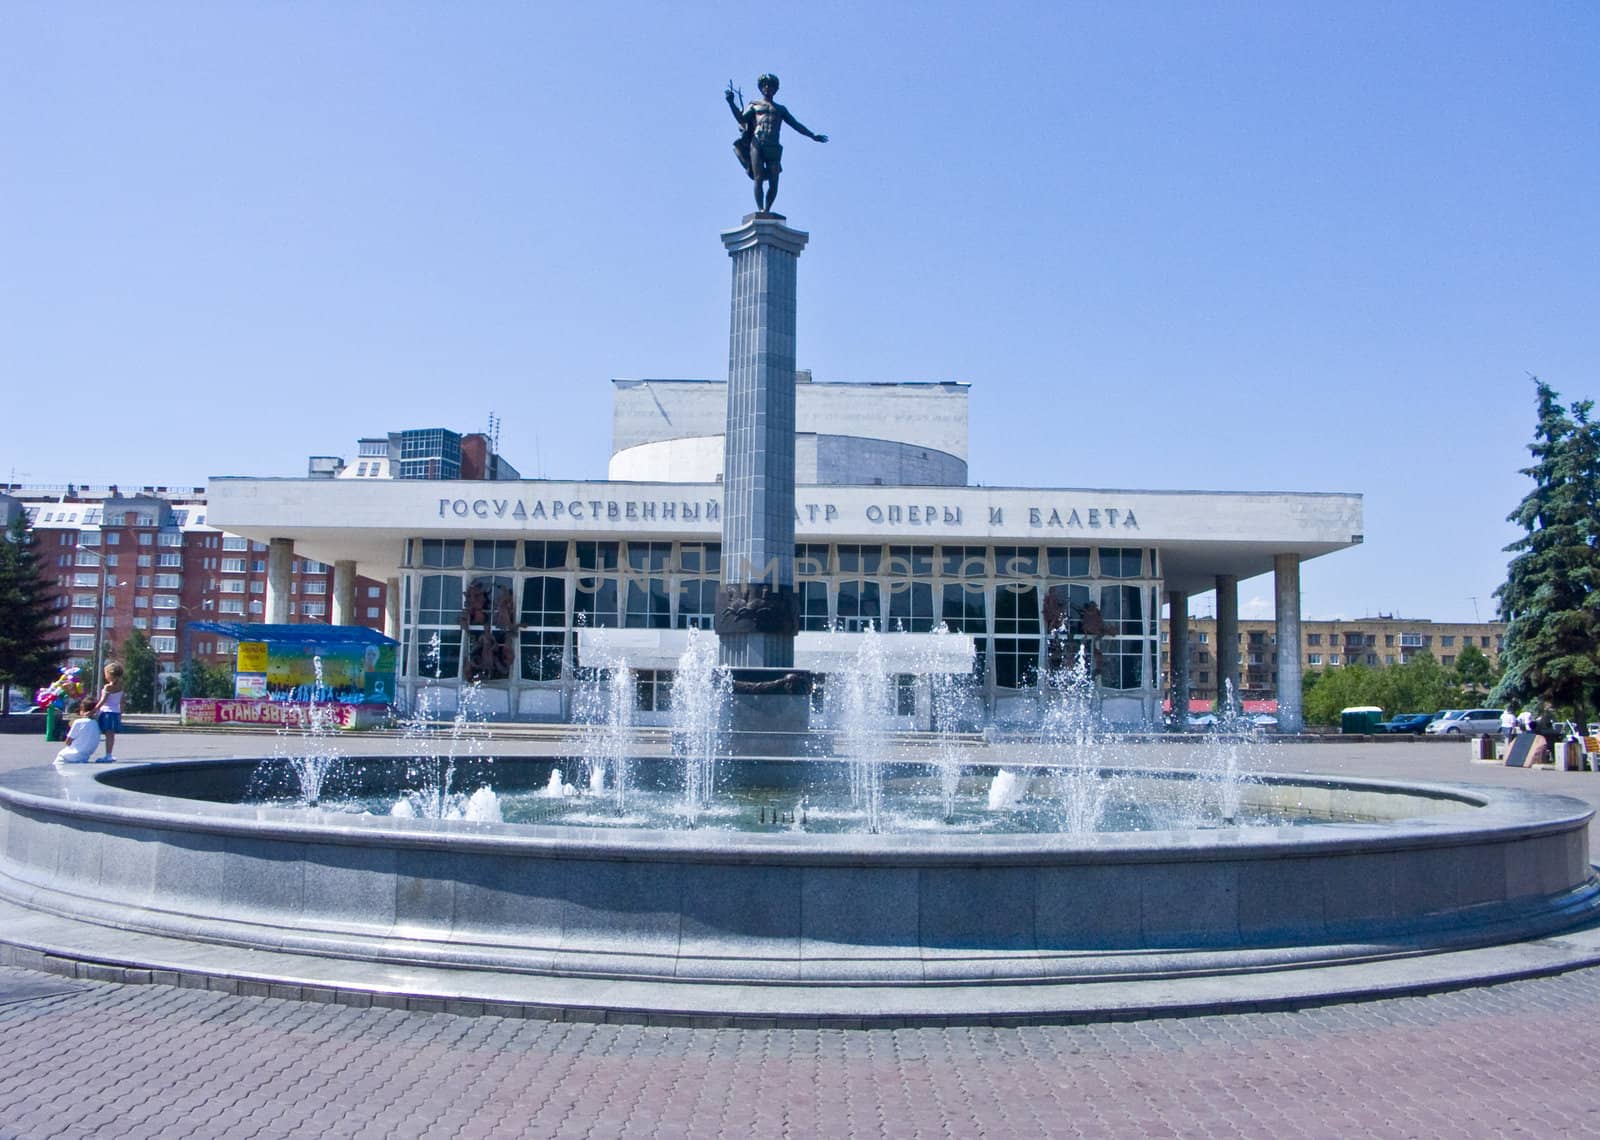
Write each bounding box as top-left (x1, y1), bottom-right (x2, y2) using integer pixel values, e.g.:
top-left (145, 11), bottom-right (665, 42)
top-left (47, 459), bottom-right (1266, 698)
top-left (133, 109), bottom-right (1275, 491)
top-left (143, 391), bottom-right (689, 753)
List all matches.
top-left (1494, 380), bottom-right (1600, 726)
top-left (0, 515), bottom-right (65, 713)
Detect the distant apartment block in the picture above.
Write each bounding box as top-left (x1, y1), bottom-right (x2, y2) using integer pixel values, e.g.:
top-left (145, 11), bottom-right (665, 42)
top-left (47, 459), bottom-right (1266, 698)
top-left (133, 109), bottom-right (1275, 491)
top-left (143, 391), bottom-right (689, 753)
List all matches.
top-left (1161, 616), bottom-right (1506, 706)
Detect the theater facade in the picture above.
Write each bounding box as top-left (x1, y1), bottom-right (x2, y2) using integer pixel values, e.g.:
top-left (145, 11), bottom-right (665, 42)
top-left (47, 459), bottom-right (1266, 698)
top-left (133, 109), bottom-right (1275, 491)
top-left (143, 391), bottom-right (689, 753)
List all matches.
top-left (207, 379), bottom-right (1363, 731)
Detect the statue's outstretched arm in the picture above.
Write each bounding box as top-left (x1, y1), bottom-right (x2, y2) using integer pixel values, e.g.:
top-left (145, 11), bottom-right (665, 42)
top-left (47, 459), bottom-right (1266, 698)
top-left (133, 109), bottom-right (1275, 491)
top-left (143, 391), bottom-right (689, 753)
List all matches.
top-left (782, 107), bottom-right (828, 143)
top-left (725, 88), bottom-right (748, 127)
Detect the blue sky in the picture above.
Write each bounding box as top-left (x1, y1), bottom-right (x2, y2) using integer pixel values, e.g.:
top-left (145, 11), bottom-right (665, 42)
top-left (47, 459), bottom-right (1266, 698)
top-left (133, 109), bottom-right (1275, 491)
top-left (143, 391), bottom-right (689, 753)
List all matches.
top-left (3, 3), bottom-right (1596, 622)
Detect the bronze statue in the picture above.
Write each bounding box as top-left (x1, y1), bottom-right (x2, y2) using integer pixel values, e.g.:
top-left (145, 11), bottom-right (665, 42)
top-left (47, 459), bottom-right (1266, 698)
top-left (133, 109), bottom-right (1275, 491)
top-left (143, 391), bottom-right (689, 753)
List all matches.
top-left (726, 74), bottom-right (827, 212)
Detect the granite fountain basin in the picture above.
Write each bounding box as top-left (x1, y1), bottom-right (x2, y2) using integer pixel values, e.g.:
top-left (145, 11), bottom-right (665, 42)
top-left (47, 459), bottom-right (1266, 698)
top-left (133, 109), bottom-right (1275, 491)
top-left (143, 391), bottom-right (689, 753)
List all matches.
top-left (1, 755), bottom-right (1596, 996)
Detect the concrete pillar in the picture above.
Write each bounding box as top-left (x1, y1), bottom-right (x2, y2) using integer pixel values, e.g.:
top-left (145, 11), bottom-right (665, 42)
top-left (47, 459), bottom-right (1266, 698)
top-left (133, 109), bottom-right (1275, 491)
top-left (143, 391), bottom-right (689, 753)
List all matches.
top-left (1167, 590), bottom-right (1188, 728)
top-left (1274, 554), bottom-right (1304, 733)
top-left (384, 577), bottom-right (401, 641)
top-left (715, 213), bottom-right (808, 670)
top-left (1215, 573), bottom-right (1239, 708)
top-left (331, 560), bottom-right (357, 626)
top-left (266, 538), bottom-right (294, 624)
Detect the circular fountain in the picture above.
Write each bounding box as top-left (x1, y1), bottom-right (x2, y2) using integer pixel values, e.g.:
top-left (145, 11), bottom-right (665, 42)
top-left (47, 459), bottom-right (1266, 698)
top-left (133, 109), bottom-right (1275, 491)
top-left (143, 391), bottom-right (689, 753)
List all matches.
top-left (2, 636), bottom-right (1598, 1022)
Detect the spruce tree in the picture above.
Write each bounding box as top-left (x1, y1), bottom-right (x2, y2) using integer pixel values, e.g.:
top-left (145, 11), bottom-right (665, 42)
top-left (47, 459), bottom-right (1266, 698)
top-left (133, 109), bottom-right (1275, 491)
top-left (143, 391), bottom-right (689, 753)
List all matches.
top-left (1494, 380), bottom-right (1600, 727)
top-left (0, 515), bottom-right (65, 713)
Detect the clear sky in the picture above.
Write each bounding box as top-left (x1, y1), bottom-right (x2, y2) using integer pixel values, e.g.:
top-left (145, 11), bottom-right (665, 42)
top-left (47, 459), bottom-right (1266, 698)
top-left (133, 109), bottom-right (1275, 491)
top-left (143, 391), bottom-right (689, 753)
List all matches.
top-left (3, 3), bottom-right (1596, 623)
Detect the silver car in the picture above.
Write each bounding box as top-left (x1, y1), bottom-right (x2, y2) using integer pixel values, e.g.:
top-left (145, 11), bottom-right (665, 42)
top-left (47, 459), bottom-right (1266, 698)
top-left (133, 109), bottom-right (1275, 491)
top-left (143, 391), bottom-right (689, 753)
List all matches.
top-left (1425, 708), bottom-right (1504, 735)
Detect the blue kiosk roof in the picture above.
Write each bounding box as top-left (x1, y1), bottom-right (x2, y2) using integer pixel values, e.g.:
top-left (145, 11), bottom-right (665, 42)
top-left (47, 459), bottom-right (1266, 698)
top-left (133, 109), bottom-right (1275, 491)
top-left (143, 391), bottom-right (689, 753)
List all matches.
top-left (188, 622), bottom-right (399, 648)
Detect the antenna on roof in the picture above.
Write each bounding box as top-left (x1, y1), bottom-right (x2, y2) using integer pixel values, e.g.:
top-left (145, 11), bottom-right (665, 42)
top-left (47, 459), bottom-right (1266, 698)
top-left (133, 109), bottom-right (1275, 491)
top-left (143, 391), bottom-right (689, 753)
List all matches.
top-left (487, 411), bottom-right (501, 455)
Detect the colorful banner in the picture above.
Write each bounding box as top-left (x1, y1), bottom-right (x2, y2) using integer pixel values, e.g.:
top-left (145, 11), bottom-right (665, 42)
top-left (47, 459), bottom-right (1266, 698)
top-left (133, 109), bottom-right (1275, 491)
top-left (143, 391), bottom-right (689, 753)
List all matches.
top-left (180, 699), bottom-right (390, 730)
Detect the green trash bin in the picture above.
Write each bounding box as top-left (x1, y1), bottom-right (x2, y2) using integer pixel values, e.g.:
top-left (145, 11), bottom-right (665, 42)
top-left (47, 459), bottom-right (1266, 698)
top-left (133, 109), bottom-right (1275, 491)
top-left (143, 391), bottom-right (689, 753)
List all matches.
top-left (44, 704), bottom-right (65, 743)
top-left (1340, 706), bottom-right (1384, 734)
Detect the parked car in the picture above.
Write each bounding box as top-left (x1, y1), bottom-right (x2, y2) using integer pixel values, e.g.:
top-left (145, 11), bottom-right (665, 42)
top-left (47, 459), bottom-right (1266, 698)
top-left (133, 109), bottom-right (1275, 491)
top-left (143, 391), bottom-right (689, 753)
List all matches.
top-left (1376, 712), bottom-right (1433, 735)
top-left (1425, 708), bottom-right (1505, 735)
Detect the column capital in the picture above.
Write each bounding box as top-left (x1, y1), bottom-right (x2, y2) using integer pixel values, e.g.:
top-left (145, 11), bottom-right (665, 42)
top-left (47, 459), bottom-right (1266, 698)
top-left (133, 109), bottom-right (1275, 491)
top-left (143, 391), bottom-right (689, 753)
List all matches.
top-left (721, 215), bottom-right (810, 256)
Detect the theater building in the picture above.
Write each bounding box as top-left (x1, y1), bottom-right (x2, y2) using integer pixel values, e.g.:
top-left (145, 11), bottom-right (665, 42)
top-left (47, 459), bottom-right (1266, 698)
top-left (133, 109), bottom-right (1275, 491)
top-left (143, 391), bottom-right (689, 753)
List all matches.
top-left (207, 378), bottom-right (1363, 731)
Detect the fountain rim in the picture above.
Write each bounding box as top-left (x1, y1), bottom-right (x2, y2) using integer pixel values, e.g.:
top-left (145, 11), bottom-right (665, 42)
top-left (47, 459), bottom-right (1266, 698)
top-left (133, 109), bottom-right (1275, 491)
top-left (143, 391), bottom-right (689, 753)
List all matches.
top-left (2, 758), bottom-right (1590, 867)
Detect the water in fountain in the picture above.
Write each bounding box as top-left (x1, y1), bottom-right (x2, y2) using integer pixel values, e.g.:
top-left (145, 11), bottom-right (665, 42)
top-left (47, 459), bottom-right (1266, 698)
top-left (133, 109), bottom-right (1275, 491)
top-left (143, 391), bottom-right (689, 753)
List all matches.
top-left (670, 626), bottom-right (730, 825)
top-left (573, 656), bottom-right (636, 811)
top-left (1190, 679), bottom-right (1262, 824)
top-left (835, 623), bottom-right (893, 832)
top-left (258, 654), bottom-right (345, 806)
top-left (1035, 644), bottom-right (1109, 833)
top-left (390, 633), bottom-right (500, 822)
top-left (924, 623), bottom-right (975, 822)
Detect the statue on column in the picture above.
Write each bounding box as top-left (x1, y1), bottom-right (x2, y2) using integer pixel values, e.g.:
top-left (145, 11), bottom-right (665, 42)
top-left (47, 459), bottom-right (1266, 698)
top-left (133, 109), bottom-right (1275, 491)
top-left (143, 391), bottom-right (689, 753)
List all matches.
top-left (725, 73), bottom-right (828, 212)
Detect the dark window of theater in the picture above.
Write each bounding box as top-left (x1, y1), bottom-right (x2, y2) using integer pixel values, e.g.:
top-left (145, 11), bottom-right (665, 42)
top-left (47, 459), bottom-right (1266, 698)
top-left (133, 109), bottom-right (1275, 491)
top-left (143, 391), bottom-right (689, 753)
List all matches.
top-left (993, 585), bottom-right (1040, 689)
top-left (1098, 548), bottom-right (1142, 578)
top-left (941, 545), bottom-right (988, 579)
top-left (417, 576), bottom-right (463, 678)
top-left (1046, 547), bottom-right (1090, 578)
top-left (420, 539), bottom-right (465, 569)
top-left (636, 670), bottom-right (674, 712)
top-left (895, 674), bottom-right (917, 716)
top-left (885, 548), bottom-right (934, 632)
top-left (795, 543), bottom-right (830, 577)
top-left (525, 541), bottom-right (569, 570)
top-left (625, 541), bottom-right (672, 628)
top-left (676, 544), bottom-right (720, 629)
top-left (473, 540), bottom-right (518, 569)
top-left (836, 544), bottom-right (881, 631)
top-left (993, 546), bottom-right (1038, 578)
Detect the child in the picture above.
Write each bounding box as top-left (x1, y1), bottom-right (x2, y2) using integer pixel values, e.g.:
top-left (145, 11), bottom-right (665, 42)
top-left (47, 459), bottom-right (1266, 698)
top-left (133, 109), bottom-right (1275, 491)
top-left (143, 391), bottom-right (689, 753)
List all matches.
top-left (55, 699), bottom-right (103, 765)
top-left (93, 661), bottom-right (125, 762)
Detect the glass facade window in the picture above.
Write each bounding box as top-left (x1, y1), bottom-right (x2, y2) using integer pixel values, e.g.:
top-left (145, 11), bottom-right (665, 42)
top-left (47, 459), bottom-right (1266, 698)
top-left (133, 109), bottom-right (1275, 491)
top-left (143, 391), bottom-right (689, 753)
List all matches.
top-left (636, 670), bottom-right (674, 712)
top-left (993, 585), bottom-right (1040, 689)
top-left (473, 540), bottom-right (518, 569)
top-left (1046, 547), bottom-right (1090, 578)
top-left (1098, 548), bottom-right (1143, 577)
top-left (941, 545), bottom-right (987, 578)
top-left (419, 540), bottom-right (466, 568)
top-left (625, 542), bottom-right (672, 628)
top-left (524, 540), bottom-right (568, 570)
top-left (993, 546), bottom-right (1037, 578)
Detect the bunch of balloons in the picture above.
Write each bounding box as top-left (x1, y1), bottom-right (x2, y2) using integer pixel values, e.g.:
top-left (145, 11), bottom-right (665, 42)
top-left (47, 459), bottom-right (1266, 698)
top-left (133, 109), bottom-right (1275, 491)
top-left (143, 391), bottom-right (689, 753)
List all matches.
top-left (34, 666), bottom-right (86, 710)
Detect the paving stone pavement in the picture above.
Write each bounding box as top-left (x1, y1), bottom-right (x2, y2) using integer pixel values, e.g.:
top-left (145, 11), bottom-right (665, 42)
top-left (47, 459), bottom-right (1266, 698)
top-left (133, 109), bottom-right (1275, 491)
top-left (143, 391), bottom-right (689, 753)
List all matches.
top-left (2, 963), bottom-right (1600, 1139)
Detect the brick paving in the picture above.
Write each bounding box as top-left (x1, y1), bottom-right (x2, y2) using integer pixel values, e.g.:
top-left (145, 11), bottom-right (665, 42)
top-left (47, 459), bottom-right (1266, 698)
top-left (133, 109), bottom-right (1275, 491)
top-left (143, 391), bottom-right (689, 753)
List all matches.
top-left (2, 963), bottom-right (1600, 1138)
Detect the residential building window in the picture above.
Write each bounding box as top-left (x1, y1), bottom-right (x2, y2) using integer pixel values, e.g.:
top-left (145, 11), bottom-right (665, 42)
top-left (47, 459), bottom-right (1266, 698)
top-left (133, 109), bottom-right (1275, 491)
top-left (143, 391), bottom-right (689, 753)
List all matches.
top-left (223, 536), bottom-right (248, 551)
top-left (221, 559), bottom-right (246, 573)
top-left (151, 636), bottom-right (177, 654)
top-left (1308, 654), bottom-right (1322, 666)
top-left (218, 599), bottom-right (245, 614)
top-left (1307, 633), bottom-right (1322, 646)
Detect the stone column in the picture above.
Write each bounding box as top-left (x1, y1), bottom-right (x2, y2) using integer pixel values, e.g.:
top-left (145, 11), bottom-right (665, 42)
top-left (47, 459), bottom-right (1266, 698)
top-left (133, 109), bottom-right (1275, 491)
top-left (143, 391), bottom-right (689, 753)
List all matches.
top-left (1274, 554), bottom-right (1304, 733)
top-left (384, 577), bottom-right (402, 641)
top-left (1167, 590), bottom-right (1188, 728)
top-left (266, 539), bottom-right (294, 624)
top-left (1215, 573), bottom-right (1239, 709)
top-left (715, 213), bottom-right (808, 670)
top-left (331, 560), bottom-right (357, 626)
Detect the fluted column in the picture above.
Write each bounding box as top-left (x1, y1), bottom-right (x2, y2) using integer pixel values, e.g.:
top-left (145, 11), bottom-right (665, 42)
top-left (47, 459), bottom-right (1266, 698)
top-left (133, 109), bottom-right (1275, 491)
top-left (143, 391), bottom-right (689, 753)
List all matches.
top-left (716, 213), bottom-right (809, 669)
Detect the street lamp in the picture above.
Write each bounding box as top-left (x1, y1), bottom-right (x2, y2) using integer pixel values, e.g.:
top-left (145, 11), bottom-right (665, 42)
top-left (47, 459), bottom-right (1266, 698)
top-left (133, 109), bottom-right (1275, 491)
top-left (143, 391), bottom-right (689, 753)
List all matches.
top-left (91, 552), bottom-right (125, 685)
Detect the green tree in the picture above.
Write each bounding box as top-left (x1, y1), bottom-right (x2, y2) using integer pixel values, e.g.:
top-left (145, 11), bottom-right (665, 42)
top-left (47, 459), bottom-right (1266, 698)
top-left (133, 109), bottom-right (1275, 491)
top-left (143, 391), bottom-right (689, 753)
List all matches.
top-left (1494, 379), bottom-right (1600, 727)
top-left (116, 629), bottom-right (159, 714)
top-left (1372, 651), bottom-right (1460, 716)
top-left (1302, 663), bottom-right (1381, 726)
top-left (0, 515), bottom-right (64, 714)
top-left (1453, 643), bottom-right (1496, 696)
